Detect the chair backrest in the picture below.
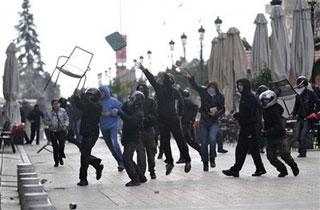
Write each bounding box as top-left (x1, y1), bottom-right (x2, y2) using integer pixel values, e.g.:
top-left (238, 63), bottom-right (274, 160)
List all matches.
top-left (58, 46), bottom-right (93, 78)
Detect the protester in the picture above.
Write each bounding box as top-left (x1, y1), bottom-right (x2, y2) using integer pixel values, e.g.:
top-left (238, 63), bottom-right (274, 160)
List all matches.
top-left (99, 85), bottom-right (125, 171)
top-left (43, 99), bottom-right (69, 167)
top-left (139, 64), bottom-right (191, 175)
top-left (187, 73), bottom-right (225, 171)
top-left (118, 91), bottom-right (148, 187)
top-left (222, 78), bottom-right (266, 177)
top-left (27, 104), bottom-right (44, 145)
top-left (259, 90), bottom-right (299, 177)
top-left (71, 88), bottom-right (104, 186)
top-left (135, 84), bottom-right (157, 179)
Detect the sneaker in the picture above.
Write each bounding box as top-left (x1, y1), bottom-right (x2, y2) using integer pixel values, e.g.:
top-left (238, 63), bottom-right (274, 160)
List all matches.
top-left (184, 162), bottom-right (191, 173)
top-left (297, 154), bottom-right (306, 158)
top-left (118, 165), bottom-right (125, 172)
top-left (77, 180), bottom-right (88, 186)
top-left (165, 164), bottom-right (174, 175)
top-left (125, 181), bottom-right (140, 187)
top-left (54, 162), bottom-right (59, 167)
top-left (96, 164), bottom-right (104, 180)
top-left (218, 149), bottom-right (228, 153)
top-left (176, 158), bottom-right (186, 164)
top-left (59, 159), bottom-right (64, 165)
top-left (278, 171), bottom-right (288, 178)
top-left (203, 162), bottom-right (209, 172)
top-left (222, 169), bottom-right (239, 177)
top-left (291, 164), bottom-right (299, 176)
top-left (210, 159), bottom-right (216, 168)
top-left (150, 172), bottom-right (156, 179)
top-left (252, 169), bottom-right (266, 176)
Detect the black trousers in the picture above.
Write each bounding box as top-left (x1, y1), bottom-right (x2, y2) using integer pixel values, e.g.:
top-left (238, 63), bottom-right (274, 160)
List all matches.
top-left (79, 134), bottom-right (101, 181)
top-left (182, 123), bottom-right (201, 154)
top-left (30, 124), bottom-right (40, 144)
top-left (266, 137), bottom-right (297, 173)
top-left (50, 131), bottom-right (66, 164)
top-left (230, 128), bottom-right (265, 172)
top-left (136, 127), bottom-right (156, 174)
top-left (123, 141), bottom-right (145, 183)
top-left (159, 117), bottom-right (191, 165)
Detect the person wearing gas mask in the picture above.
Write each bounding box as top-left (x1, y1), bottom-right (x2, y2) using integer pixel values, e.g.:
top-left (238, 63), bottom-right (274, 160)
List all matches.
top-left (135, 84), bottom-right (157, 179)
top-left (139, 64), bottom-right (191, 176)
top-left (117, 91), bottom-right (148, 187)
top-left (259, 90), bottom-right (299, 177)
top-left (71, 88), bottom-right (104, 186)
top-left (290, 76), bottom-right (320, 158)
top-left (176, 89), bottom-right (201, 163)
top-left (222, 79), bottom-right (266, 177)
top-left (186, 73), bottom-right (225, 172)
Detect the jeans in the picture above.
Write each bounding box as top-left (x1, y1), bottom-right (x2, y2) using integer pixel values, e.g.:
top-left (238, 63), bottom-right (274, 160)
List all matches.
top-left (50, 130), bottom-right (66, 164)
top-left (101, 127), bottom-right (124, 166)
top-left (200, 121), bottom-right (219, 163)
top-left (123, 141), bottom-right (145, 183)
top-left (293, 119), bottom-right (309, 156)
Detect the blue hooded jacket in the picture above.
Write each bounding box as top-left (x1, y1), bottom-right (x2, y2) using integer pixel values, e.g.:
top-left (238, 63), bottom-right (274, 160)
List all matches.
top-left (99, 85), bottom-right (122, 129)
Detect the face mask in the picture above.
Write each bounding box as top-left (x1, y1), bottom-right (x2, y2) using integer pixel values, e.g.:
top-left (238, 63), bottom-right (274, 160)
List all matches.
top-left (207, 87), bottom-right (216, 96)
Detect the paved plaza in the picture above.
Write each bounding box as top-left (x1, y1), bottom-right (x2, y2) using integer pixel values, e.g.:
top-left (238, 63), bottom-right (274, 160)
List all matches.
top-left (1, 138), bottom-right (320, 210)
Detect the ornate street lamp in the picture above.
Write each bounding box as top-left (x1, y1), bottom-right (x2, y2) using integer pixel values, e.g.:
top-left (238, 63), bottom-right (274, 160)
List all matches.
top-left (169, 40), bottom-right (175, 67)
top-left (198, 26), bottom-right (205, 84)
top-left (214, 16), bottom-right (223, 35)
top-left (181, 33), bottom-right (187, 61)
top-left (270, 0), bottom-right (282, 5)
top-left (308, 0), bottom-right (316, 36)
top-left (147, 50), bottom-right (152, 69)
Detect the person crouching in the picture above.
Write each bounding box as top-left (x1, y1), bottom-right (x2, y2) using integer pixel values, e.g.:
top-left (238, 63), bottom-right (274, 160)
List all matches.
top-left (259, 90), bottom-right (299, 177)
top-left (118, 91), bottom-right (147, 187)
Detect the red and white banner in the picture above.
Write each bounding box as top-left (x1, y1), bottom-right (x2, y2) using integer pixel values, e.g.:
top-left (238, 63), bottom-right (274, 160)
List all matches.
top-left (116, 34), bottom-right (127, 64)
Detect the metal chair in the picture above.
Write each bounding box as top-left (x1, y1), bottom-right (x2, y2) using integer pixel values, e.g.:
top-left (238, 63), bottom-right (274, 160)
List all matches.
top-left (44, 46), bottom-right (94, 90)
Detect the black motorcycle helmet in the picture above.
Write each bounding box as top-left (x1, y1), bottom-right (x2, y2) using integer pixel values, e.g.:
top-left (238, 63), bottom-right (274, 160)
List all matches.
top-left (255, 85), bottom-right (269, 96)
top-left (296, 76), bottom-right (308, 89)
top-left (85, 88), bottom-right (102, 102)
top-left (163, 73), bottom-right (175, 86)
top-left (182, 89), bottom-right (190, 97)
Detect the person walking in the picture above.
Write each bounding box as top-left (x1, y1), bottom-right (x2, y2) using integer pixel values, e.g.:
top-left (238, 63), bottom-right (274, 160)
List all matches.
top-left (27, 104), bottom-right (44, 145)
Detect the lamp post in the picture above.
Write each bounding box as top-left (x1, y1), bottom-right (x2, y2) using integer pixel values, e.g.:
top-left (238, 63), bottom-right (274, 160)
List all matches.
top-left (214, 16), bottom-right (223, 36)
top-left (181, 33), bottom-right (187, 61)
top-left (198, 25), bottom-right (205, 84)
top-left (169, 40), bottom-right (175, 68)
top-left (270, 0), bottom-right (282, 5)
top-left (147, 50), bottom-right (152, 69)
top-left (308, 0), bottom-right (316, 37)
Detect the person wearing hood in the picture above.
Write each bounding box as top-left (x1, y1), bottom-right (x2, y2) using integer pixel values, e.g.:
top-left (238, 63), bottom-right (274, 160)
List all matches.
top-left (99, 85), bottom-right (124, 171)
top-left (259, 90), bottom-right (299, 178)
top-left (135, 84), bottom-right (158, 179)
top-left (117, 91), bottom-right (148, 187)
top-left (186, 73), bottom-right (225, 172)
top-left (223, 78), bottom-right (266, 177)
top-left (27, 104), bottom-right (44, 145)
top-left (139, 64), bottom-right (191, 176)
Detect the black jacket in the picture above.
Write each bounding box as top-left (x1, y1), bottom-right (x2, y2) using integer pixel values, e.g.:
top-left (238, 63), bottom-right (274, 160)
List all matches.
top-left (292, 88), bottom-right (320, 119)
top-left (143, 70), bottom-right (184, 118)
top-left (72, 94), bottom-right (102, 138)
top-left (27, 109), bottom-right (44, 127)
top-left (262, 103), bottom-right (286, 138)
top-left (136, 84), bottom-right (157, 129)
top-left (181, 97), bottom-right (198, 125)
top-left (234, 79), bottom-right (259, 129)
top-left (118, 102), bottom-right (144, 145)
top-left (188, 76), bottom-right (224, 124)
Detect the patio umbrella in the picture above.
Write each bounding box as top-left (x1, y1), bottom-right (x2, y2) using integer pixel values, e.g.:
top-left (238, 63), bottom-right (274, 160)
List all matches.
top-left (252, 13), bottom-right (270, 75)
top-left (3, 42), bottom-right (21, 126)
top-left (270, 5), bottom-right (291, 81)
top-left (224, 27), bottom-right (247, 113)
top-left (290, 0), bottom-right (314, 80)
top-left (207, 37), bottom-right (218, 82)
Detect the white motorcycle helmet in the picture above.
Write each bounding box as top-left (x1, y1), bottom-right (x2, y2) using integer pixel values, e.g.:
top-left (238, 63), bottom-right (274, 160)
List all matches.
top-left (259, 90), bottom-right (277, 109)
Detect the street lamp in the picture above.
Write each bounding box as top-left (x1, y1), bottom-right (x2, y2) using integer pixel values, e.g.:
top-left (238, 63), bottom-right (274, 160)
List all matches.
top-left (169, 40), bottom-right (175, 67)
top-left (198, 25), bottom-right (205, 84)
top-left (147, 50), bottom-right (152, 69)
top-left (270, 0), bottom-right (282, 5)
top-left (181, 33), bottom-right (187, 61)
top-left (214, 16), bottom-right (223, 35)
top-left (308, 0), bottom-right (316, 36)
top-left (139, 55), bottom-right (144, 64)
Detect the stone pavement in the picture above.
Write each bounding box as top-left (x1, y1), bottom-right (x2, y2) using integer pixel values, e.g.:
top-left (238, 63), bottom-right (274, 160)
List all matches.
top-left (1, 138), bottom-right (320, 210)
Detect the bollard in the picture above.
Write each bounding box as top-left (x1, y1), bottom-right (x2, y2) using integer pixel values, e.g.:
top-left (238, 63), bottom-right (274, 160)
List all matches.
top-left (23, 192), bottom-right (49, 210)
top-left (29, 203), bottom-right (56, 210)
top-left (18, 173), bottom-right (38, 204)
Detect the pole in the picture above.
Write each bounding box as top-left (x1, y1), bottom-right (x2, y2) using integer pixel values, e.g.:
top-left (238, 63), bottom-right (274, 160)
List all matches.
top-left (183, 45), bottom-right (186, 61)
top-left (200, 40), bottom-right (204, 84)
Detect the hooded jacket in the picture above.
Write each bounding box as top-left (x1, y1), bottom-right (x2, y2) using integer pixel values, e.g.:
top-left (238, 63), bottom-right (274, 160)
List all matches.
top-left (136, 84), bottom-right (157, 129)
top-left (292, 88), bottom-right (320, 119)
top-left (99, 85), bottom-right (122, 129)
top-left (262, 103), bottom-right (286, 138)
top-left (234, 78), bottom-right (259, 129)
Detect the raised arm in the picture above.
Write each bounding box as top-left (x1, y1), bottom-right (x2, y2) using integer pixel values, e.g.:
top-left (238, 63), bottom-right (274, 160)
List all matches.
top-left (139, 64), bottom-right (160, 91)
top-left (186, 72), bottom-right (204, 93)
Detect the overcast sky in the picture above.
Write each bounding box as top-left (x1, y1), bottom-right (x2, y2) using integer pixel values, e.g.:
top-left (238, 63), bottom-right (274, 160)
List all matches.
top-left (0, 0), bottom-right (271, 97)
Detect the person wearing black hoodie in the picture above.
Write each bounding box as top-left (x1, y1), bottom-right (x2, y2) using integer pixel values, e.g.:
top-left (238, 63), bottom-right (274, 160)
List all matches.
top-left (118, 91), bottom-right (148, 187)
top-left (259, 90), bottom-right (299, 177)
top-left (139, 64), bottom-right (191, 176)
top-left (222, 78), bottom-right (266, 177)
top-left (136, 84), bottom-right (157, 179)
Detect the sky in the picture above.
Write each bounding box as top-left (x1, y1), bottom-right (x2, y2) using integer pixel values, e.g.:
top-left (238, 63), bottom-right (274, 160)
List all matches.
top-left (0, 0), bottom-right (271, 97)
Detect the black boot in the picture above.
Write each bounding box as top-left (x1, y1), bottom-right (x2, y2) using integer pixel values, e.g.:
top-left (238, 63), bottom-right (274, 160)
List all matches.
top-left (278, 170), bottom-right (288, 178)
top-left (165, 164), bottom-right (174, 175)
top-left (222, 169), bottom-right (239, 177)
top-left (252, 169), bottom-right (266, 176)
top-left (203, 162), bottom-right (209, 172)
top-left (77, 180), bottom-right (88, 186)
top-left (291, 164), bottom-right (299, 176)
top-left (184, 162), bottom-right (191, 173)
top-left (210, 159), bottom-right (216, 168)
top-left (176, 157), bottom-right (186, 164)
top-left (96, 164), bottom-right (104, 180)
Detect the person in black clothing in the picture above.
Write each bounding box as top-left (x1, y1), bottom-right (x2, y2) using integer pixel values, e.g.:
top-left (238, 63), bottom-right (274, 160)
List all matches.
top-left (223, 78), bottom-right (266, 177)
top-left (71, 88), bottom-right (104, 186)
top-left (139, 64), bottom-right (191, 175)
top-left (27, 104), bottom-right (44, 145)
top-left (118, 91), bottom-right (148, 187)
top-left (20, 102), bottom-right (31, 144)
top-left (291, 76), bottom-right (320, 157)
top-left (176, 89), bottom-right (201, 164)
top-left (135, 84), bottom-right (158, 179)
top-left (259, 90), bottom-right (299, 177)
top-left (187, 73), bottom-right (225, 171)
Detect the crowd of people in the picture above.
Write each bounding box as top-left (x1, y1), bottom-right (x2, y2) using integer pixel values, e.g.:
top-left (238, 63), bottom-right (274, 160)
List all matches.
top-left (19, 65), bottom-right (320, 187)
